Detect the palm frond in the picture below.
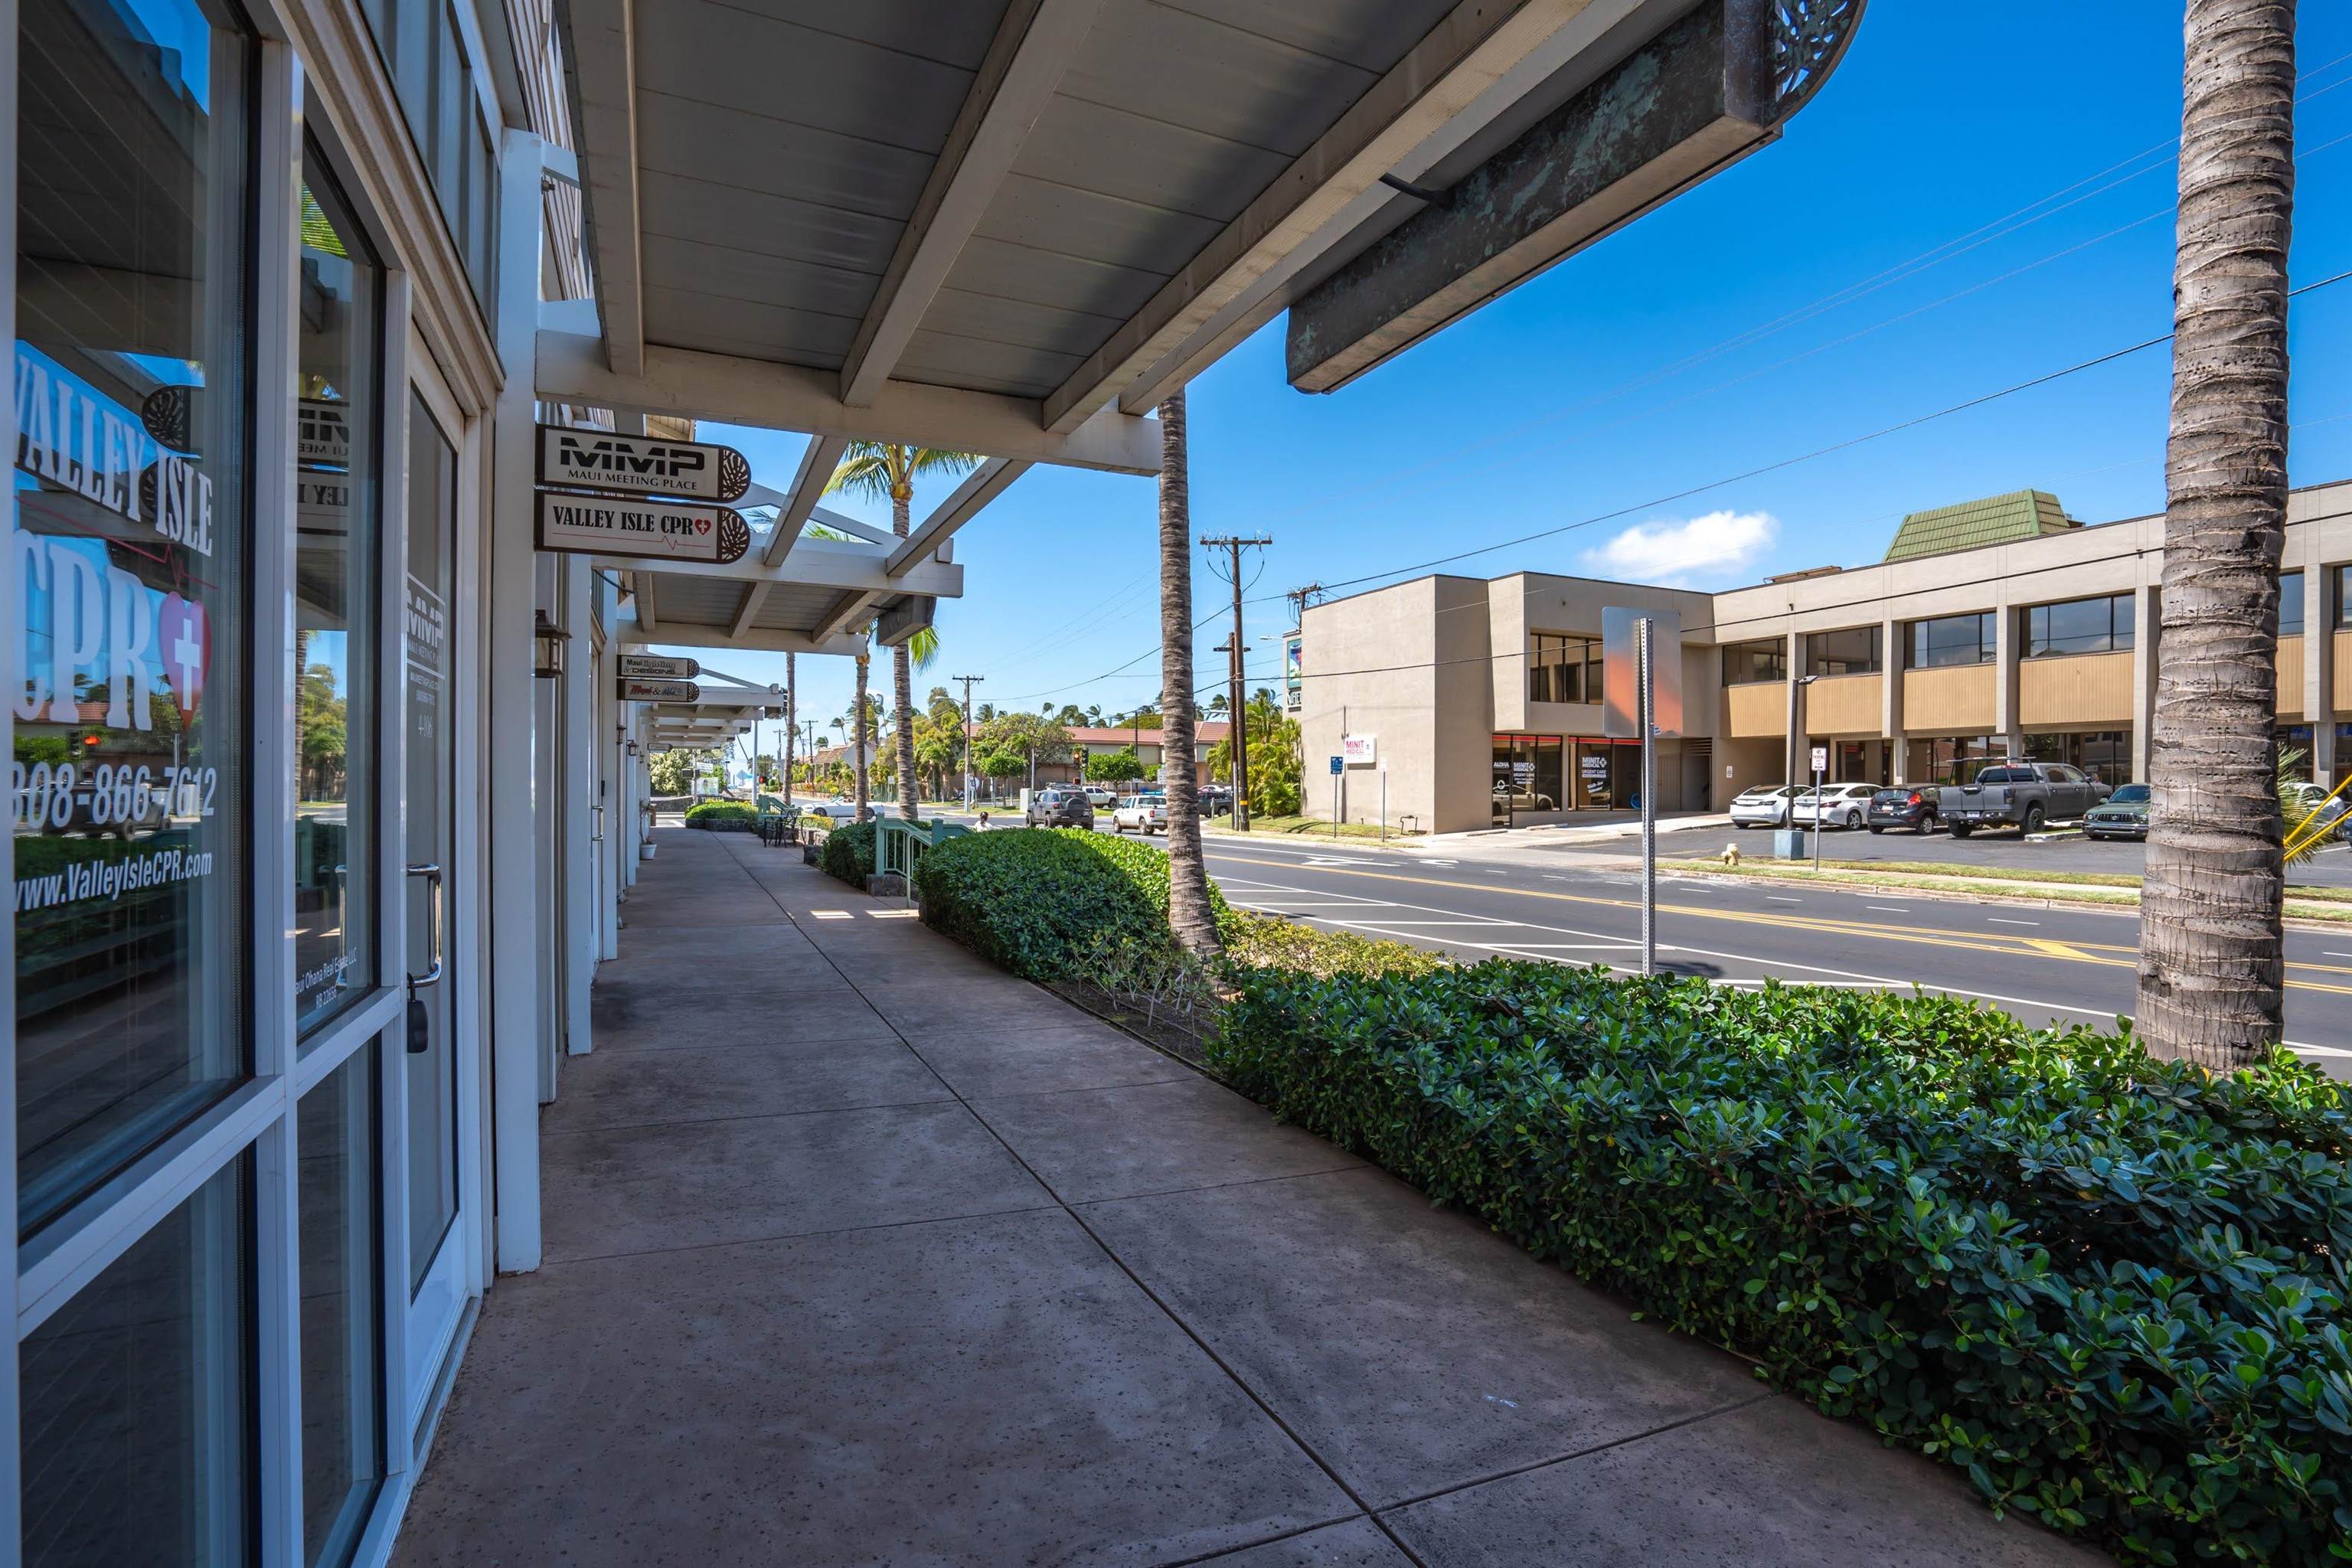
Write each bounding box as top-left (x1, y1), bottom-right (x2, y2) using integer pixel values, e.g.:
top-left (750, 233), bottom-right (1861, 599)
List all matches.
top-left (825, 443), bottom-right (898, 505)
top-left (905, 448), bottom-right (983, 484)
top-left (908, 624), bottom-right (939, 670)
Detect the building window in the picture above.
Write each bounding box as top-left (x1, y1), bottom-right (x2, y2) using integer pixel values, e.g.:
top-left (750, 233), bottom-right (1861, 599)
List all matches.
top-left (1527, 633), bottom-right (1600, 704)
top-left (2336, 564), bottom-right (2350, 629)
top-left (1906, 612), bottom-right (1994, 668)
top-left (2280, 570), bottom-right (2303, 637)
top-left (353, 0), bottom-right (499, 315)
top-left (1805, 626), bottom-right (1881, 677)
top-left (19, 1155), bottom-right (253, 1566)
top-left (1907, 735), bottom-right (1999, 785)
top-left (1719, 638), bottom-right (1785, 684)
top-left (295, 146), bottom-right (387, 1036)
top-left (2024, 730), bottom-right (2134, 787)
top-left (2025, 593), bottom-right (2134, 657)
top-left (1491, 735), bottom-right (1564, 813)
top-left (15, 0), bottom-right (259, 1233)
top-left (299, 1044), bottom-right (384, 1567)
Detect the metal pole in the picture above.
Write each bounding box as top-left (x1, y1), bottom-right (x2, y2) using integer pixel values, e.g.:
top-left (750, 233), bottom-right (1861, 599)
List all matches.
top-left (1331, 766), bottom-right (1339, 841)
top-left (1380, 767), bottom-right (1387, 844)
top-left (1638, 617), bottom-right (1656, 978)
top-left (1811, 755), bottom-right (1824, 876)
top-left (953, 674), bottom-right (982, 809)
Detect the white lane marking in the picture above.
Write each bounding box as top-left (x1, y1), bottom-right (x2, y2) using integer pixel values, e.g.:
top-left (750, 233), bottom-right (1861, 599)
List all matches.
top-left (1220, 872), bottom-right (2347, 1054)
top-left (1236, 899), bottom-right (1393, 909)
top-left (1766, 896), bottom-right (1802, 903)
top-left (1867, 906), bottom-right (1911, 913)
top-left (1988, 918), bottom-right (2039, 926)
top-left (2328, 952), bottom-right (2352, 959)
top-left (1354, 918), bottom-right (1524, 928)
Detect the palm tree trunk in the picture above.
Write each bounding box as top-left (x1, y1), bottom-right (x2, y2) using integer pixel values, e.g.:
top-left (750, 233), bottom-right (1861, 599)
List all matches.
top-left (853, 651), bottom-right (871, 820)
top-left (1156, 389), bottom-right (1220, 956)
top-left (2138, 0), bottom-right (2295, 1067)
top-left (892, 486), bottom-right (920, 818)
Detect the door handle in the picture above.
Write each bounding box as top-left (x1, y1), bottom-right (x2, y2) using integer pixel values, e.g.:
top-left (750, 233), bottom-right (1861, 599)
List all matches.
top-left (406, 862), bottom-right (444, 991)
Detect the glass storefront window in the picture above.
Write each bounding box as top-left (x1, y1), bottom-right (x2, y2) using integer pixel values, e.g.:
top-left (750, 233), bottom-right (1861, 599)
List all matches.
top-left (2024, 730), bottom-right (2134, 787)
top-left (295, 149), bottom-right (385, 1035)
top-left (1491, 735), bottom-right (1563, 814)
top-left (19, 1155), bottom-right (252, 1564)
top-left (300, 1043), bottom-right (384, 1567)
top-left (15, 0), bottom-right (256, 1233)
top-left (1907, 735), bottom-right (1998, 786)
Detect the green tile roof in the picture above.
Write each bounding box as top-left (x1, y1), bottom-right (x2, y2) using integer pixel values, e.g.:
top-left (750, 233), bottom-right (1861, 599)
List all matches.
top-left (1883, 490), bottom-right (2073, 564)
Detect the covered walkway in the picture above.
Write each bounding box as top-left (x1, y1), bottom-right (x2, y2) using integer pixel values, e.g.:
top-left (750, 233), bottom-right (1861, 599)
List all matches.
top-left (396, 828), bottom-right (2096, 1566)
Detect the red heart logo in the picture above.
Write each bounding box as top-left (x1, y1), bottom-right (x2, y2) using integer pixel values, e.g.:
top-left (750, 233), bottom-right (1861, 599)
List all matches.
top-left (696, 518), bottom-right (710, 534)
top-left (157, 593), bottom-right (208, 719)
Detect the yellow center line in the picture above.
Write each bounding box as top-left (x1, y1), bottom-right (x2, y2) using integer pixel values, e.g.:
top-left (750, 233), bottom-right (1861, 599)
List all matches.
top-left (1204, 852), bottom-right (2352, 996)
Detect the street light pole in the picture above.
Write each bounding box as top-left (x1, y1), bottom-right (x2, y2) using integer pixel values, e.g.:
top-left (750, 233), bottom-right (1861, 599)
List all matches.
top-left (952, 674), bottom-right (983, 808)
top-left (1201, 534), bottom-right (1270, 828)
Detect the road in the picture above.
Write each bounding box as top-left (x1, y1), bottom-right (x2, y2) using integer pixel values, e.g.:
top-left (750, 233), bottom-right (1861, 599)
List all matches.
top-left (890, 805), bottom-right (2352, 1076)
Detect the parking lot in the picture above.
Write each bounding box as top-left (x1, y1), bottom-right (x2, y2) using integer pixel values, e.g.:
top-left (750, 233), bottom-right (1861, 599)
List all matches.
top-left (1612, 817), bottom-right (2352, 888)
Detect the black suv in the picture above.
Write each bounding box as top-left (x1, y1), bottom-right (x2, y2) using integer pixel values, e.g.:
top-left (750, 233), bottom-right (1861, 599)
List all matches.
top-left (1865, 787), bottom-right (1939, 835)
top-left (1024, 789), bottom-right (1095, 828)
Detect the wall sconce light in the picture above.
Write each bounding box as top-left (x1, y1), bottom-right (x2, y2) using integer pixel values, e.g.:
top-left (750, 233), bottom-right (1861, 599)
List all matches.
top-left (533, 611), bottom-right (570, 679)
top-left (626, 740), bottom-right (642, 756)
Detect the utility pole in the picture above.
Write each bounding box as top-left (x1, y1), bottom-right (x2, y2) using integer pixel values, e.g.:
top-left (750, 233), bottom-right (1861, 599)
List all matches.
top-left (952, 674), bottom-right (984, 808)
top-left (1200, 534), bottom-right (1271, 829)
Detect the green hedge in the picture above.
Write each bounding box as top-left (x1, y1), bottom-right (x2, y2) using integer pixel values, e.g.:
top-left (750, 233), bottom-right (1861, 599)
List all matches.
top-left (916, 828), bottom-right (1235, 979)
top-left (1207, 963), bottom-right (2352, 1566)
top-left (683, 802), bottom-right (756, 831)
top-left (820, 821), bottom-right (876, 887)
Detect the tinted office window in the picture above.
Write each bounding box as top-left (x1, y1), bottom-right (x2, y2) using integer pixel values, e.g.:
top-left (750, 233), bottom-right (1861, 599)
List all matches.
top-left (1806, 626), bottom-right (1880, 676)
top-left (1528, 634), bottom-right (1600, 704)
top-left (352, 0), bottom-right (498, 315)
top-left (2026, 593), bottom-right (2133, 657)
top-left (1907, 612), bottom-right (1994, 668)
top-left (2279, 570), bottom-right (2303, 637)
top-left (15, 0), bottom-right (257, 1232)
top-left (1720, 639), bottom-right (1785, 684)
top-left (2337, 565), bottom-right (2350, 629)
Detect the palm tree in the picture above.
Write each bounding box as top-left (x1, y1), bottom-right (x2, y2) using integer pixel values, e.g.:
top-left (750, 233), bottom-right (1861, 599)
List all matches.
top-left (826, 443), bottom-right (980, 817)
top-left (2137, 0), bottom-right (2295, 1067)
top-left (1157, 390), bottom-right (1220, 956)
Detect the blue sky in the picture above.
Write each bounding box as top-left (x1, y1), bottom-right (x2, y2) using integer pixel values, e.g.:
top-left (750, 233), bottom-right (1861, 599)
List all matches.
top-left (678, 5), bottom-right (2352, 746)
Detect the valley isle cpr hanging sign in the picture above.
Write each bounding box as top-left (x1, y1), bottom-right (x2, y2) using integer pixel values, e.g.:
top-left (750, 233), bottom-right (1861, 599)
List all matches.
top-left (536, 492), bottom-right (752, 565)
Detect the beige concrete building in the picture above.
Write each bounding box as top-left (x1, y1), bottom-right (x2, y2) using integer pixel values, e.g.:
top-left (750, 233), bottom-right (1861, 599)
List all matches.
top-left (1298, 482), bottom-right (2352, 835)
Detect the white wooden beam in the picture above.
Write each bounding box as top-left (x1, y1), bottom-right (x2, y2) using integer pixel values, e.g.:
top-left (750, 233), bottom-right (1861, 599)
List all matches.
top-left (838, 0), bottom-right (1104, 406)
top-left (885, 458), bottom-right (1028, 577)
top-left (811, 590), bottom-right (887, 644)
top-left (1042, 0), bottom-right (1648, 430)
top-left (590, 538), bottom-right (963, 594)
top-left (536, 330), bottom-right (1161, 474)
top-left (562, 0), bottom-right (645, 376)
top-left (632, 574), bottom-right (656, 633)
top-left (644, 623), bottom-right (872, 656)
top-left (764, 433), bottom-right (850, 564)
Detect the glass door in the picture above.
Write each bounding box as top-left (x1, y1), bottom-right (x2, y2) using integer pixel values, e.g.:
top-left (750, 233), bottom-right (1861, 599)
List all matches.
top-left (401, 356), bottom-right (464, 1413)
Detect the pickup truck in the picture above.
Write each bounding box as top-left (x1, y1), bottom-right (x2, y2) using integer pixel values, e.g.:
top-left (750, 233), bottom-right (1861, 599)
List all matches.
top-left (1936, 763), bottom-right (2111, 838)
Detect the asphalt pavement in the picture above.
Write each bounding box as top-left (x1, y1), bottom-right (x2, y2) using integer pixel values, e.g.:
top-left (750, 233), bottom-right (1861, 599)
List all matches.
top-left (893, 804), bottom-right (2351, 1076)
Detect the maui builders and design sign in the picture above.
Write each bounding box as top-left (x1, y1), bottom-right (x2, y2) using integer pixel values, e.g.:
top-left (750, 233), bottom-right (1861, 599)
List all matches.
top-left (617, 654), bottom-right (700, 680)
top-left (535, 492), bottom-right (751, 565)
top-left (537, 425), bottom-right (750, 503)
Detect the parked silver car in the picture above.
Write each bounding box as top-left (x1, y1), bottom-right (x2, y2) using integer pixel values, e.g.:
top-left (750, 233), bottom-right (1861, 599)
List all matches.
top-left (1729, 785), bottom-right (1800, 828)
top-left (1792, 782), bottom-right (1877, 831)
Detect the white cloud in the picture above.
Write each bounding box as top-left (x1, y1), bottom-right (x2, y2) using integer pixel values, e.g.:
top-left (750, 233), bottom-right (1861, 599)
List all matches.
top-left (1579, 509), bottom-right (1778, 586)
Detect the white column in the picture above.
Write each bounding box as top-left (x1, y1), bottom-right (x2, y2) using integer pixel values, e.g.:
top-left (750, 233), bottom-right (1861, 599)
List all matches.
top-left (1782, 630), bottom-right (1803, 783)
top-left (485, 128), bottom-right (549, 1271)
top-left (1994, 600), bottom-right (2022, 758)
top-left (561, 555), bottom-right (595, 1053)
top-left (2301, 547), bottom-right (2330, 782)
top-left (2131, 585), bottom-right (2158, 782)
top-left (1882, 615), bottom-right (1904, 784)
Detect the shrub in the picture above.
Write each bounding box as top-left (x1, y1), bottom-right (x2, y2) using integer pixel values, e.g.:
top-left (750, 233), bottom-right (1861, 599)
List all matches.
top-left (1224, 910), bottom-right (1439, 979)
top-left (916, 828), bottom-right (1234, 979)
top-left (820, 821), bottom-right (876, 887)
top-left (1207, 962), bottom-right (2352, 1566)
top-left (683, 802), bottom-right (756, 831)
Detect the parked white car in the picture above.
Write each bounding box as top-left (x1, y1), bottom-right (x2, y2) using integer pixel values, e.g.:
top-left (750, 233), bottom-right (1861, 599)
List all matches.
top-left (1729, 785), bottom-right (1800, 828)
top-left (1082, 786), bottom-right (1116, 808)
top-left (1111, 793), bottom-right (1168, 835)
top-left (1792, 782), bottom-right (1877, 830)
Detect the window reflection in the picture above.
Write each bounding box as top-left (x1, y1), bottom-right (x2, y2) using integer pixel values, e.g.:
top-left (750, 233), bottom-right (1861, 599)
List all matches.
top-left (294, 151), bottom-right (384, 1035)
top-left (300, 1044), bottom-right (384, 1566)
top-left (19, 1155), bottom-right (252, 1565)
top-left (15, 0), bottom-right (256, 1233)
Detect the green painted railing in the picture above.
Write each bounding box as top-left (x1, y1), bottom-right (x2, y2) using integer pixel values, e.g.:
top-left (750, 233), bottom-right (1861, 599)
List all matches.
top-left (874, 818), bottom-right (970, 903)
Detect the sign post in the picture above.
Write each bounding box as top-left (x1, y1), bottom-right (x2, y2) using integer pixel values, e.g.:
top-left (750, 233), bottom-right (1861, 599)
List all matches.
top-left (1328, 754), bottom-right (1343, 841)
top-left (1604, 608), bottom-right (1681, 978)
top-left (1809, 743), bottom-right (1828, 876)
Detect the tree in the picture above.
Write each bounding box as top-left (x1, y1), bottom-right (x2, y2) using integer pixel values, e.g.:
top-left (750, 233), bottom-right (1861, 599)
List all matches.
top-left (826, 442), bottom-right (979, 817)
top-left (2137, 0), bottom-right (2295, 1067)
top-left (1087, 745), bottom-right (1143, 786)
top-left (1207, 693), bottom-right (1301, 815)
top-left (1156, 390), bottom-right (1220, 955)
top-left (648, 748), bottom-right (696, 796)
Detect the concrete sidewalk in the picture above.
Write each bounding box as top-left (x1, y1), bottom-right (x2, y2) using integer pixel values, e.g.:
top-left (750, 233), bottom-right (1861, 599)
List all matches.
top-left (394, 826), bottom-right (2102, 1566)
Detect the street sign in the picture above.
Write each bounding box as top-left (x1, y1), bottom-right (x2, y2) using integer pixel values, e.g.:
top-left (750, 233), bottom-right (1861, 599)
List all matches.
top-left (617, 653), bottom-right (699, 680)
top-left (619, 678), bottom-right (700, 703)
top-left (1602, 607), bottom-right (1683, 738)
top-left (536, 424), bottom-right (751, 502)
top-left (1810, 745), bottom-right (1829, 774)
top-left (1328, 755), bottom-right (1344, 775)
top-left (537, 492), bottom-right (750, 565)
